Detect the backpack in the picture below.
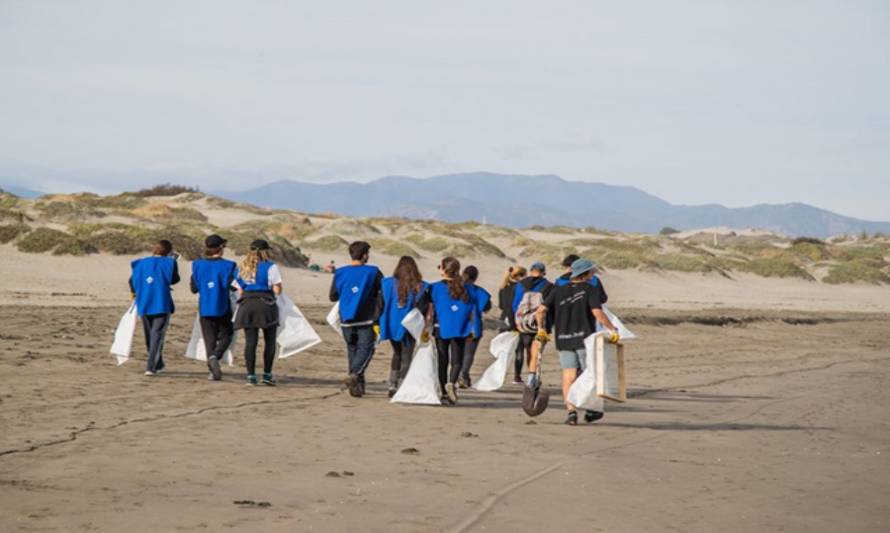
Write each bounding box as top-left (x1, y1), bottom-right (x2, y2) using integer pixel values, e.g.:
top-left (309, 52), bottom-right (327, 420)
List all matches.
top-left (515, 290), bottom-right (545, 333)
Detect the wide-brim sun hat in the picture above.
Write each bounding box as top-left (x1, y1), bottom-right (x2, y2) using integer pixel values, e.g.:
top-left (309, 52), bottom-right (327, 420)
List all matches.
top-left (570, 258), bottom-right (597, 279)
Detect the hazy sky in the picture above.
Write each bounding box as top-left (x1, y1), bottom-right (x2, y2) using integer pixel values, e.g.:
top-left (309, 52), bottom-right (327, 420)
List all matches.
top-left (1, 1), bottom-right (888, 220)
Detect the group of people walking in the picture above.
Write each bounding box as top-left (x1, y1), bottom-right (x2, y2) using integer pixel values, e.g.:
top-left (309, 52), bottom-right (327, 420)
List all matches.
top-left (128, 236), bottom-right (621, 423)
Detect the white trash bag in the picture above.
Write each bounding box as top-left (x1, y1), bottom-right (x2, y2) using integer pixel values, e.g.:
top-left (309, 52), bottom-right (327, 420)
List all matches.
top-left (184, 314), bottom-right (236, 366)
top-left (472, 331), bottom-right (521, 392)
top-left (110, 303), bottom-right (138, 365)
top-left (598, 305), bottom-right (636, 340)
top-left (566, 333), bottom-right (606, 412)
top-left (276, 293), bottom-right (322, 358)
top-left (326, 302), bottom-right (342, 335)
top-left (391, 309), bottom-right (441, 405)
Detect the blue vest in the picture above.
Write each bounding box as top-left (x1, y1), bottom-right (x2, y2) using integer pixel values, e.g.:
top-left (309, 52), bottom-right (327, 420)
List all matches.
top-left (379, 278), bottom-right (428, 342)
top-left (512, 278), bottom-right (548, 313)
top-left (192, 258), bottom-right (237, 317)
top-left (431, 281), bottom-right (475, 340)
top-left (555, 275), bottom-right (599, 288)
top-left (236, 261), bottom-right (274, 292)
top-left (334, 265), bottom-right (381, 322)
top-left (467, 284), bottom-right (491, 338)
top-left (131, 256), bottom-right (175, 316)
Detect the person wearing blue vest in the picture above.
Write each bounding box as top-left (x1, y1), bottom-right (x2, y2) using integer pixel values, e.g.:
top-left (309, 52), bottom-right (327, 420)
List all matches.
top-left (554, 254), bottom-right (601, 289)
top-left (330, 241), bottom-right (383, 398)
top-left (129, 239), bottom-right (180, 376)
top-left (190, 234), bottom-right (237, 381)
top-left (379, 256), bottom-right (429, 397)
top-left (511, 262), bottom-right (553, 384)
top-left (425, 256), bottom-right (476, 405)
top-left (232, 239), bottom-right (282, 386)
top-left (458, 265), bottom-right (491, 389)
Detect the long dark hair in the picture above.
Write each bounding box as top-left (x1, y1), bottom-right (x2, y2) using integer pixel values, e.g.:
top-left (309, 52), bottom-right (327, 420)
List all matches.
top-left (393, 256), bottom-right (424, 307)
top-left (441, 256), bottom-right (468, 302)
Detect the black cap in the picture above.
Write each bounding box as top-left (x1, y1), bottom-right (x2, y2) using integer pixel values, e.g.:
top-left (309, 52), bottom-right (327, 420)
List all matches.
top-left (250, 239), bottom-right (271, 251)
top-left (205, 234), bottom-right (227, 248)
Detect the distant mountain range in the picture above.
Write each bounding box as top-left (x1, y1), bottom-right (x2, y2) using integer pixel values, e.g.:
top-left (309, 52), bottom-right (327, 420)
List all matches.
top-left (0, 184), bottom-right (43, 199)
top-left (215, 172), bottom-right (890, 237)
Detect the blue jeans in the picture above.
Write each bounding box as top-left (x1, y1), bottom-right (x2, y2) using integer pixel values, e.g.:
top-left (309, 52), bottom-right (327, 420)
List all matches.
top-left (342, 325), bottom-right (376, 378)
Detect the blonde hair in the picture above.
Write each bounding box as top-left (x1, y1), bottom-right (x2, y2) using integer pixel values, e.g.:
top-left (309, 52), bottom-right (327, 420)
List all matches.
top-left (500, 266), bottom-right (526, 289)
top-left (238, 249), bottom-right (271, 283)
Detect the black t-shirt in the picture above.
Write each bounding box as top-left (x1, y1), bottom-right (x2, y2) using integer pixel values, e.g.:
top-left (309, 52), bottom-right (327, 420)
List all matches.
top-left (542, 281), bottom-right (608, 351)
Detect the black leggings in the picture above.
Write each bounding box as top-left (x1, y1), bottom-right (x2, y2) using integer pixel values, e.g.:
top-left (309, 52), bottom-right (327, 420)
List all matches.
top-left (390, 335), bottom-right (416, 378)
top-left (515, 333), bottom-right (534, 377)
top-left (243, 326), bottom-right (277, 375)
top-left (435, 336), bottom-right (467, 389)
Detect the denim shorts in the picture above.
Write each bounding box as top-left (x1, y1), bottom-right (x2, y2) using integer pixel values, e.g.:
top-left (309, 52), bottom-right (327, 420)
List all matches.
top-left (558, 349), bottom-right (587, 370)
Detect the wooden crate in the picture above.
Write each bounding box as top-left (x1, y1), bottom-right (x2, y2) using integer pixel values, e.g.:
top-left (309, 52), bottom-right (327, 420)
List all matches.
top-left (595, 335), bottom-right (626, 403)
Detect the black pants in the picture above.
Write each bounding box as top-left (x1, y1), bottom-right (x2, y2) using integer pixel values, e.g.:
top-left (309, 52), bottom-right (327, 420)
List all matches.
top-left (435, 336), bottom-right (467, 390)
top-left (243, 325), bottom-right (277, 375)
top-left (142, 314), bottom-right (170, 373)
top-left (200, 313), bottom-right (234, 362)
top-left (390, 335), bottom-right (416, 384)
top-left (342, 325), bottom-right (376, 380)
top-left (515, 333), bottom-right (534, 378)
top-left (460, 335), bottom-right (481, 381)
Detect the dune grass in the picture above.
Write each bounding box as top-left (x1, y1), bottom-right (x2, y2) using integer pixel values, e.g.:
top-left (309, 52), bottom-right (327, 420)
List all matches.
top-left (16, 227), bottom-right (97, 256)
top-left (0, 223), bottom-right (30, 243)
top-left (368, 238), bottom-right (421, 258)
top-left (305, 235), bottom-right (349, 252)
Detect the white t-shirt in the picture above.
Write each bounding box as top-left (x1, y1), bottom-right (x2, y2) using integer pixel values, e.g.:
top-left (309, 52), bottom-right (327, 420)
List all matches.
top-left (233, 264), bottom-right (282, 289)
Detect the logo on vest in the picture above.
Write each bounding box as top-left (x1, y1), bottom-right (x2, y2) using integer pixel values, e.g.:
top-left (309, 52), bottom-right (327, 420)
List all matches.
top-left (207, 281), bottom-right (215, 289)
top-left (146, 276), bottom-right (154, 284)
top-left (351, 286), bottom-right (359, 294)
top-left (451, 304), bottom-right (459, 312)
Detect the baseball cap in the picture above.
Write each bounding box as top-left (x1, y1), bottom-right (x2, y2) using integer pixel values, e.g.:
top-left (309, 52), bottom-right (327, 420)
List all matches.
top-left (250, 239), bottom-right (271, 251)
top-left (205, 234), bottom-right (227, 248)
top-left (530, 262), bottom-right (546, 273)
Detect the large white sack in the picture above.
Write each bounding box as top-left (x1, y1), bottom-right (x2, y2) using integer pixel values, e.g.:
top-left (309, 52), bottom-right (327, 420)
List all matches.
top-left (566, 333), bottom-right (606, 411)
top-left (110, 303), bottom-right (138, 365)
top-left (596, 338), bottom-right (622, 401)
top-left (391, 341), bottom-right (441, 405)
top-left (326, 302), bottom-right (342, 335)
top-left (276, 294), bottom-right (322, 358)
top-left (598, 305), bottom-right (636, 340)
top-left (401, 308), bottom-right (426, 341)
top-left (391, 308), bottom-right (441, 405)
top-left (184, 314), bottom-right (235, 366)
top-left (472, 331), bottom-right (521, 392)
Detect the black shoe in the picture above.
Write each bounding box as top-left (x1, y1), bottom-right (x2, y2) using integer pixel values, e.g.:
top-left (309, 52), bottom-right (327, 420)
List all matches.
top-left (344, 374), bottom-right (363, 397)
top-left (584, 410), bottom-right (604, 423)
top-left (565, 411), bottom-right (578, 426)
top-left (388, 386), bottom-right (397, 398)
top-left (207, 356), bottom-right (222, 381)
top-left (246, 374), bottom-right (258, 386)
top-left (262, 373), bottom-right (276, 386)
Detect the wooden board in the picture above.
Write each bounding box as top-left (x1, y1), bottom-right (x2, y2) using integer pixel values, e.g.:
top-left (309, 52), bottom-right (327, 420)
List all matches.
top-left (596, 336), bottom-right (627, 403)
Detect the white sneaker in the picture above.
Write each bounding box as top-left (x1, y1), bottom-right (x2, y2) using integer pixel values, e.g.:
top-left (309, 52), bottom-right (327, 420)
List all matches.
top-left (144, 370), bottom-right (156, 376)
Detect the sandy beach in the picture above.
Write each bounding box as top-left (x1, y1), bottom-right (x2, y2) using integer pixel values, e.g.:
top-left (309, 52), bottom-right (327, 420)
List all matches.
top-left (1, 249), bottom-right (888, 532)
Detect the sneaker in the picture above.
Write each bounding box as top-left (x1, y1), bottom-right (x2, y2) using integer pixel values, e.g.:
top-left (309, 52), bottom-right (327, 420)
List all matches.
top-left (207, 356), bottom-right (222, 381)
top-left (246, 374), bottom-right (258, 386)
top-left (144, 370), bottom-right (157, 376)
top-left (457, 376), bottom-right (469, 389)
top-left (584, 410), bottom-right (604, 423)
top-left (512, 375), bottom-right (524, 385)
top-left (358, 375), bottom-right (366, 396)
top-left (445, 383), bottom-right (458, 405)
top-left (344, 374), bottom-right (363, 397)
top-left (261, 374), bottom-right (277, 386)
top-left (207, 372), bottom-right (214, 381)
top-left (388, 386), bottom-right (397, 398)
top-left (565, 411), bottom-right (578, 426)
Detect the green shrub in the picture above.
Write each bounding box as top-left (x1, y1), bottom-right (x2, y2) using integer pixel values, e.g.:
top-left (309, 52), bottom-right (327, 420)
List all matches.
top-left (132, 184), bottom-right (199, 197)
top-left (305, 235), bottom-right (348, 252)
top-left (0, 224), bottom-right (30, 243)
top-left (368, 238), bottom-right (420, 258)
top-left (742, 258), bottom-right (814, 280)
top-left (598, 252), bottom-right (642, 270)
top-left (90, 231), bottom-right (147, 255)
top-left (53, 239), bottom-right (98, 256)
top-left (823, 261), bottom-right (890, 285)
top-left (16, 227), bottom-right (97, 256)
top-left (659, 226), bottom-right (681, 235)
top-left (790, 241), bottom-right (829, 262)
top-left (649, 253), bottom-right (712, 273)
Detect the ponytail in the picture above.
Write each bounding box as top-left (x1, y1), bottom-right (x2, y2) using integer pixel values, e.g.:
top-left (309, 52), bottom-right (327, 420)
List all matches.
top-left (500, 265), bottom-right (526, 289)
top-left (441, 256), bottom-right (468, 302)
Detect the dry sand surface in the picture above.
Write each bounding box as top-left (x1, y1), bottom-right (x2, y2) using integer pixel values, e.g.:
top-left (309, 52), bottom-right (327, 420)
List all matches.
top-left (1, 302), bottom-right (889, 532)
top-left (1, 249), bottom-right (889, 532)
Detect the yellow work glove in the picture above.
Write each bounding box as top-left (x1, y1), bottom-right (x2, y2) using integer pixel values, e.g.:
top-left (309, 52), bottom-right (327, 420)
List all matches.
top-left (535, 330), bottom-right (550, 343)
top-left (608, 330), bottom-right (620, 344)
top-left (373, 325), bottom-right (381, 338)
